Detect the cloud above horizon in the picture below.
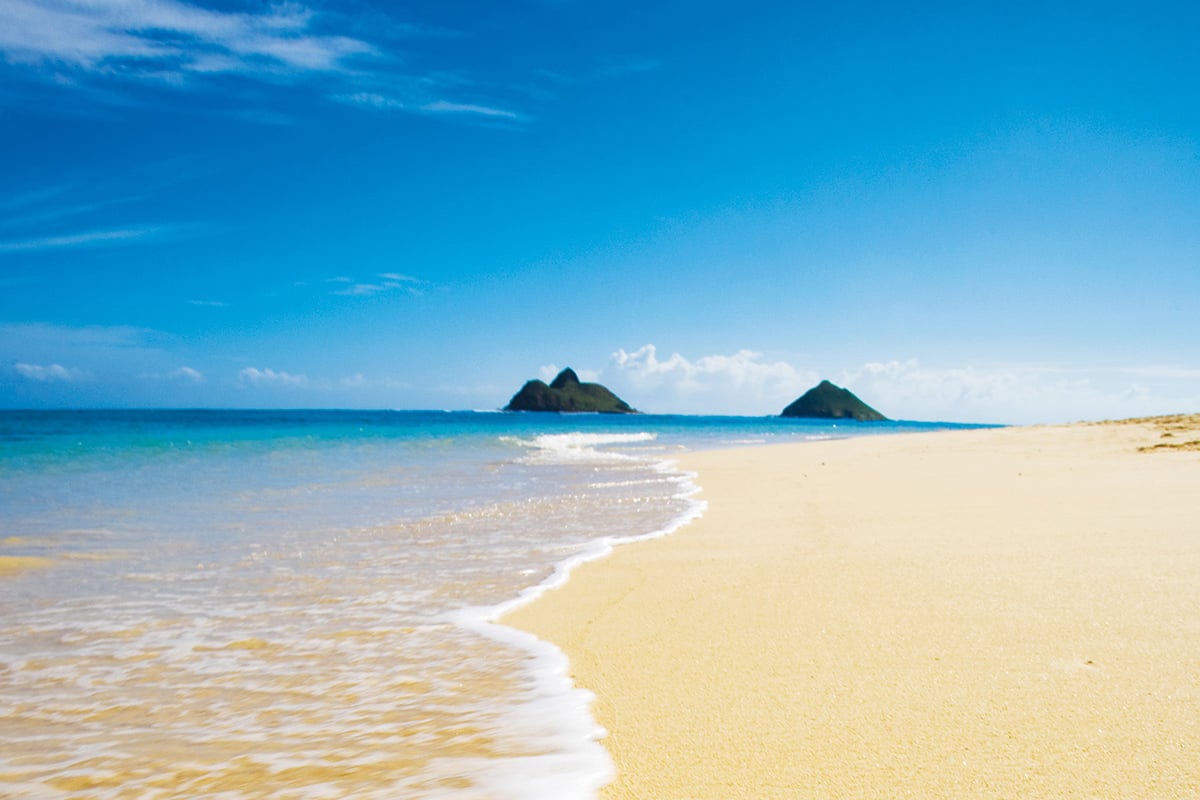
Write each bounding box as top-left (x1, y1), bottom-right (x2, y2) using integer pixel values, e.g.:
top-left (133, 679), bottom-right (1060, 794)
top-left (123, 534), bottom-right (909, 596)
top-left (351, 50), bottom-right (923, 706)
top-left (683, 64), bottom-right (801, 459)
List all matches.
top-left (168, 366), bottom-right (203, 382)
top-left (14, 362), bottom-right (87, 382)
top-left (239, 366), bottom-right (308, 388)
top-left (597, 344), bottom-right (1200, 422)
top-left (836, 359), bottom-right (1199, 424)
top-left (604, 344), bottom-right (816, 414)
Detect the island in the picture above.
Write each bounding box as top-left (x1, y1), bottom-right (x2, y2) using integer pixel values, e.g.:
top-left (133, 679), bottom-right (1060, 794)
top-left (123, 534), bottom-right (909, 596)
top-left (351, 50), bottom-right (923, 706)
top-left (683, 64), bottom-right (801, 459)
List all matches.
top-left (504, 368), bottom-right (637, 413)
top-left (781, 380), bottom-right (888, 421)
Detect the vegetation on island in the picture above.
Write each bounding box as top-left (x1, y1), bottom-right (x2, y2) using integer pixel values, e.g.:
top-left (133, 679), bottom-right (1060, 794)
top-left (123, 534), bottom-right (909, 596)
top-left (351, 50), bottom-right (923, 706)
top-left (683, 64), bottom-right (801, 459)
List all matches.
top-left (781, 380), bottom-right (888, 421)
top-left (504, 368), bottom-right (637, 414)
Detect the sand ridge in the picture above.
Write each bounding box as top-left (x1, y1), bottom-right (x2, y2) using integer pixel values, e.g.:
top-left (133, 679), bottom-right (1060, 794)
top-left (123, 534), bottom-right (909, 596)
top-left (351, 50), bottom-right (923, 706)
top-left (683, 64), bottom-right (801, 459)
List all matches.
top-left (504, 419), bottom-right (1200, 798)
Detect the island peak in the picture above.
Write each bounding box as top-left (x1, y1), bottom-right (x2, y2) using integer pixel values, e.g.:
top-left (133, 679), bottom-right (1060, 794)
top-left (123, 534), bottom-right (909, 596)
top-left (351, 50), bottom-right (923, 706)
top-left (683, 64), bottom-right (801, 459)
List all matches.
top-left (549, 367), bottom-right (580, 390)
top-left (504, 368), bottom-right (636, 414)
top-left (781, 380), bottom-right (887, 421)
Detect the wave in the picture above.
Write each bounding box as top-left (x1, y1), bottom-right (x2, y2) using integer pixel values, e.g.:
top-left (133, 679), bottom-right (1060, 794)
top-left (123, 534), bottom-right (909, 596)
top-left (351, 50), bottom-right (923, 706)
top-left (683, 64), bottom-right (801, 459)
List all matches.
top-left (500, 431), bottom-right (659, 465)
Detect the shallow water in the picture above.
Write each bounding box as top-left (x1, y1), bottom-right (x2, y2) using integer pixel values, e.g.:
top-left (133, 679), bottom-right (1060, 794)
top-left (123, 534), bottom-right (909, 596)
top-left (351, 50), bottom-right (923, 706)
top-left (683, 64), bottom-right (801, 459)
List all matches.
top-left (0, 410), bottom-right (976, 798)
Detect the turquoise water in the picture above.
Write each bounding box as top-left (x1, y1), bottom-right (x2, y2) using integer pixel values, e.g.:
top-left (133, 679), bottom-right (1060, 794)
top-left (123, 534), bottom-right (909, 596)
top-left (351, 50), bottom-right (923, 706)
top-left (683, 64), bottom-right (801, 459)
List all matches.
top-left (0, 410), bottom-right (980, 799)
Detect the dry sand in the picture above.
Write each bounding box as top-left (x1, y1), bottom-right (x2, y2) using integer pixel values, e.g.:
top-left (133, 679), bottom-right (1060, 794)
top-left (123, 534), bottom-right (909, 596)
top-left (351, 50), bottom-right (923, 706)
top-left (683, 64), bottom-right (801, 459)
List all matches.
top-left (504, 419), bottom-right (1200, 798)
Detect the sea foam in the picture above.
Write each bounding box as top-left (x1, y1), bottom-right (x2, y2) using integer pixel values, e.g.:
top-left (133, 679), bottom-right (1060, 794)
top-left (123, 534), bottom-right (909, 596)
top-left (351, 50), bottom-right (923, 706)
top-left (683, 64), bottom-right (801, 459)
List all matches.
top-left (1, 410), bottom-right (956, 799)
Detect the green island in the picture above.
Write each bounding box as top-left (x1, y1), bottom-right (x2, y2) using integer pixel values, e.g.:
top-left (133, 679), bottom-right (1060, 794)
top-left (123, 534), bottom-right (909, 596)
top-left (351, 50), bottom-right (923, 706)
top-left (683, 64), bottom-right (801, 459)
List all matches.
top-left (781, 380), bottom-right (888, 421)
top-left (504, 368), bottom-right (637, 414)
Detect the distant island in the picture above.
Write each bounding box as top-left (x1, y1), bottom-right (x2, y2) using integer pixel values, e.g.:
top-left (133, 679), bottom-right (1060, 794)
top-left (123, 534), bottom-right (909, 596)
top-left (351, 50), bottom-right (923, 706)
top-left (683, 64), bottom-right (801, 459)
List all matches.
top-left (781, 380), bottom-right (888, 421)
top-left (504, 368), bottom-right (637, 414)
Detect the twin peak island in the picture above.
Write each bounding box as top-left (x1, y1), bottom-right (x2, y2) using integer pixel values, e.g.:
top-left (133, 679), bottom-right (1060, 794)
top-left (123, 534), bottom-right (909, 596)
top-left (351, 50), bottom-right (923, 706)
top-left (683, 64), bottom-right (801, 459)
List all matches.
top-left (504, 368), bottom-right (887, 421)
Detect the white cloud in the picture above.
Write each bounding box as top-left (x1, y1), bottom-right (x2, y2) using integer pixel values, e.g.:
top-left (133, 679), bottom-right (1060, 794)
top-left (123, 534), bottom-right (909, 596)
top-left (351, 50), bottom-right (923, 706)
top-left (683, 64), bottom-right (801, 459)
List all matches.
top-left (1118, 365), bottom-right (1200, 380)
top-left (421, 100), bottom-right (520, 120)
top-left (0, 196), bottom-right (135, 232)
top-left (331, 273), bottom-right (425, 297)
top-left (0, 225), bottom-right (161, 252)
top-left (838, 359), bottom-right (1200, 424)
top-left (0, 1), bottom-right (535, 125)
top-left (0, 0), bottom-right (372, 78)
top-left (239, 367), bottom-right (307, 387)
top-left (599, 345), bottom-right (1200, 422)
top-left (333, 283), bottom-right (391, 296)
top-left (169, 366), bottom-right (203, 382)
top-left (604, 344), bottom-right (816, 415)
top-left (187, 299), bottom-right (227, 307)
top-left (14, 362), bottom-right (86, 382)
top-left (335, 92), bottom-right (405, 111)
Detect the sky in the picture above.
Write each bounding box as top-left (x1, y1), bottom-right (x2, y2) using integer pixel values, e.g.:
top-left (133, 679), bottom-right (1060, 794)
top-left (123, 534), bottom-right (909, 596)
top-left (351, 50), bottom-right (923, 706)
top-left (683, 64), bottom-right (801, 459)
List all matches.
top-left (1, 0), bottom-right (1198, 423)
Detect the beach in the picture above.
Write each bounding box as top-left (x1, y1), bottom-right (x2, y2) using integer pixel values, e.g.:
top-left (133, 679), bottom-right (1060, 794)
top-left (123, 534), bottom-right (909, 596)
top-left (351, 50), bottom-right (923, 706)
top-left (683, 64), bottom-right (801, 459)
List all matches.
top-left (504, 418), bottom-right (1200, 798)
top-left (4, 410), bottom-right (900, 799)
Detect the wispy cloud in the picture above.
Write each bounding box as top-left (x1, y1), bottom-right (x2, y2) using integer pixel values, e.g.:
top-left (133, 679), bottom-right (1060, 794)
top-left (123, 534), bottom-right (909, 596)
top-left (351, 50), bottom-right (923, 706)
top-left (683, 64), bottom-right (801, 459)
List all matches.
top-left (334, 93), bottom-right (523, 122)
top-left (239, 366), bottom-right (308, 387)
top-left (0, 322), bottom-right (158, 350)
top-left (169, 365), bottom-right (203, 382)
top-left (421, 100), bottom-right (520, 120)
top-left (0, 1), bottom-right (530, 123)
top-left (330, 273), bottom-right (426, 297)
top-left (13, 362), bottom-right (87, 382)
top-left (0, 0), bottom-right (373, 80)
top-left (187, 299), bottom-right (227, 307)
top-left (0, 199), bottom-right (135, 231)
top-left (334, 91), bottom-right (407, 111)
top-left (0, 225), bottom-right (163, 252)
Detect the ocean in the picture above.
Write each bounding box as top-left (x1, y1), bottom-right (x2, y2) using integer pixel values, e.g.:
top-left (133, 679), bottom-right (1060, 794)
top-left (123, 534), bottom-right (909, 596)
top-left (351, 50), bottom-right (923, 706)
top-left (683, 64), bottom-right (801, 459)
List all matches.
top-left (0, 410), bottom-right (977, 799)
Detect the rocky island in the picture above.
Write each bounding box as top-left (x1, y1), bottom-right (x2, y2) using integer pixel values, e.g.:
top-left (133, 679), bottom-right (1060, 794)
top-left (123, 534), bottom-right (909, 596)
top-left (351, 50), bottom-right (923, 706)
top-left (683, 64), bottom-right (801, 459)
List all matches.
top-left (781, 380), bottom-right (887, 421)
top-left (504, 368), bottom-right (637, 414)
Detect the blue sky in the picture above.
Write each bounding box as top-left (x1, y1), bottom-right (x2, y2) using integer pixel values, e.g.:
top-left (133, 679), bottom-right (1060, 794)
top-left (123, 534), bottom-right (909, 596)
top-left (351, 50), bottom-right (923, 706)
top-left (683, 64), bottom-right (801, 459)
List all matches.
top-left (1, 0), bottom-right (1198, 423)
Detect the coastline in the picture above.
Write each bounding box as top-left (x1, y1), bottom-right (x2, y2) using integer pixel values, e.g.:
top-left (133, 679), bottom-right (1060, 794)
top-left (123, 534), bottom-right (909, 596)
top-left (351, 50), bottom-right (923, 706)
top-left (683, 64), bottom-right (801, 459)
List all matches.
top-left (503, 419), bottom-right (1200, 798)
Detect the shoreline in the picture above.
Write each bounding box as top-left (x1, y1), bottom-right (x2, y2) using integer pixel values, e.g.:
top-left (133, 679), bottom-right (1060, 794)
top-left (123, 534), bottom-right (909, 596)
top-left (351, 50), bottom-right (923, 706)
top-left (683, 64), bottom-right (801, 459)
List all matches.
top-left (503, 418), bottom-right (1200, 798)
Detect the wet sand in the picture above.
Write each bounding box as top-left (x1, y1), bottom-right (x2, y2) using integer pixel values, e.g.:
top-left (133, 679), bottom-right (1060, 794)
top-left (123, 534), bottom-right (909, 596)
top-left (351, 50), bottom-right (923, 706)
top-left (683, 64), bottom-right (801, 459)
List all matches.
top-left (504, 418), bottom-right (1200, 798)
top-left (0, 555), bottom-right (51, 575)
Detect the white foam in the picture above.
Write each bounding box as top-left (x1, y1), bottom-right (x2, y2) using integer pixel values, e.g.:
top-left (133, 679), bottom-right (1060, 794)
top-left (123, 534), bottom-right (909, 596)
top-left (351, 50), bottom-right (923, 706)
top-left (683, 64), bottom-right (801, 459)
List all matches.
top-left (502, 432), bottom-right (659, 466)
top-left (1, 421), bottom-right (708, 800)
top-left (450, 447), bottom-right (707, 800)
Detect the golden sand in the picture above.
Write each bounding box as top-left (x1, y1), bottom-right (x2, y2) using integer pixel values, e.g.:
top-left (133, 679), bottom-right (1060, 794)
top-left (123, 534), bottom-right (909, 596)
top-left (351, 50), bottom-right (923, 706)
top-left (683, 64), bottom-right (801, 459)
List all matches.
top-left (504, 419), bottom-right (1200, 798)
top-left (0, 555), bottom-right (51, 575)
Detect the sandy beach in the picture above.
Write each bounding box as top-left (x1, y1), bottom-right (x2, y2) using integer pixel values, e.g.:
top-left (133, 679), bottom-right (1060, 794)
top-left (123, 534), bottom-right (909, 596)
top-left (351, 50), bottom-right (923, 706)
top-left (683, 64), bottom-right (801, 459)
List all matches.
top-left (504, 418), bottom-right (1200, 798)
